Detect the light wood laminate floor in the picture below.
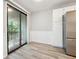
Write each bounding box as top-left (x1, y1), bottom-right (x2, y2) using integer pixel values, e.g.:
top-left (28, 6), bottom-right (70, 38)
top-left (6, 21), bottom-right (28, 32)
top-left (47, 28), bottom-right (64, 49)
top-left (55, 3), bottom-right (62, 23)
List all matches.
top-left (5, 42), bottom-right (76, 59)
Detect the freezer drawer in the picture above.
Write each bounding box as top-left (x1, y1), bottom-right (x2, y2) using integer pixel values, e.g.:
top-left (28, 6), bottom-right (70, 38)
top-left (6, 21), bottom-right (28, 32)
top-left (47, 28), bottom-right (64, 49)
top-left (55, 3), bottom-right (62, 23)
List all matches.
top-left (66, 39), bottom-right (76, 56)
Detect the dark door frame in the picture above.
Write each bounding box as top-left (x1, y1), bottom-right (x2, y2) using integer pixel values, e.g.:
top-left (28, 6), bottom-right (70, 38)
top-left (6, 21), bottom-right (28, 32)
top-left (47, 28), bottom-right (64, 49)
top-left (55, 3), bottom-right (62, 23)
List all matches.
top-left (7, 4), bottom-right (27, 54)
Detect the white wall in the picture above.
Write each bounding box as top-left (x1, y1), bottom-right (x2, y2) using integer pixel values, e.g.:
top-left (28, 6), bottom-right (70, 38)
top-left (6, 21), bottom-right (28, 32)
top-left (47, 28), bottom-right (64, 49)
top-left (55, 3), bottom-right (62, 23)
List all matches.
top-left (30, 5), bottom-right (75, 48)
top-left (3, 1), bottom-right (7, 58)
top-left (30, 9), bottom-right (53, 44)
top-left (31, 10), bottom-right (52, 31)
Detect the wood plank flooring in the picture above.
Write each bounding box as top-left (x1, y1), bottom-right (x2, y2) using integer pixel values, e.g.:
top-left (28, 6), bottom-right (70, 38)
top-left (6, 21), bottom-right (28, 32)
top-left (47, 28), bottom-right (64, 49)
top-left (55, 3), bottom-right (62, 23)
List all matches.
top-left (5, 42), bottom-right (76, 59)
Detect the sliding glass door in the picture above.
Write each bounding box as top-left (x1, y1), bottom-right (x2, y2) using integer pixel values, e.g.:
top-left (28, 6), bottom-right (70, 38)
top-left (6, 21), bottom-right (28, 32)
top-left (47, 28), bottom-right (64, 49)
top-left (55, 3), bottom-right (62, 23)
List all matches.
top-left (7, 5), bottom-right (27, 53)
top-left (21, 13), bottom-right (27, 45)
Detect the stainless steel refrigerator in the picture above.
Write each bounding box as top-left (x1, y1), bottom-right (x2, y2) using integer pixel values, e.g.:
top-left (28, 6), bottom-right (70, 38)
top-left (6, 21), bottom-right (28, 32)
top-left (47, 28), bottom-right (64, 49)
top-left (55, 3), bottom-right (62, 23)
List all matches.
top-left (63, 11), bottom-right (76, 56)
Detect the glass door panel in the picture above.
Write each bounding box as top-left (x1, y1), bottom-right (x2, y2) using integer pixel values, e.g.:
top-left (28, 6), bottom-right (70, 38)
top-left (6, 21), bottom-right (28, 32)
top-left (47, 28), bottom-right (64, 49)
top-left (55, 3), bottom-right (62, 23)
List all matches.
top-left (21, 13), bottom-right (27, 45)
top-left (8, 6), bottom-right (20, 52)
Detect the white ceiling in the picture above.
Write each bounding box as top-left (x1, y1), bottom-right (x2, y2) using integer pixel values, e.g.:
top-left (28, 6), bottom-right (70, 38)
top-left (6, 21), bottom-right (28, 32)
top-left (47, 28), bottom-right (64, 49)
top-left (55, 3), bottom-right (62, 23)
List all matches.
top-left (12, 0), bottom-right (75, 12)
